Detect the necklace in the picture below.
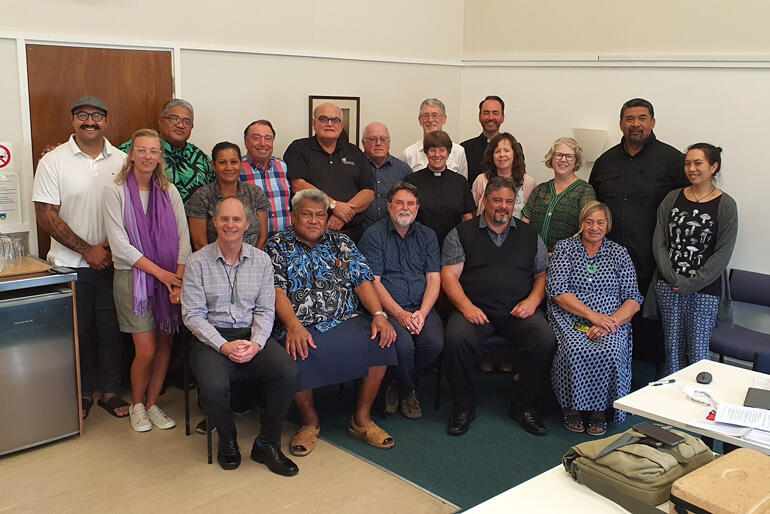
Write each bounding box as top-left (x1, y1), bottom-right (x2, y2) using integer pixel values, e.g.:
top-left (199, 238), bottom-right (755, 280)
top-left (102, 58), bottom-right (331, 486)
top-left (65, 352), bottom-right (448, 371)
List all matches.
top-left (220, 260), bottom-right (240, 304)
top-left (586, 263), bottom-right (598, 275)
top-left (690, 185), bottom-right (716, 203)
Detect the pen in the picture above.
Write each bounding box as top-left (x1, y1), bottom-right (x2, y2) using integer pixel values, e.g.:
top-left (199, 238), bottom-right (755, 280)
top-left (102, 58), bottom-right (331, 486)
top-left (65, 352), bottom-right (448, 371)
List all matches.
top-left (648, 379), bottom-right (676, 386)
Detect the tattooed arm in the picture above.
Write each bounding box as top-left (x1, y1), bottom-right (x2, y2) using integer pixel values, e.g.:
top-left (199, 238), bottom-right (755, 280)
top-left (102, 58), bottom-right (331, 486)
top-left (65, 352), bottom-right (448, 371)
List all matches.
top-left (34, 202), bottom-right (111, 270)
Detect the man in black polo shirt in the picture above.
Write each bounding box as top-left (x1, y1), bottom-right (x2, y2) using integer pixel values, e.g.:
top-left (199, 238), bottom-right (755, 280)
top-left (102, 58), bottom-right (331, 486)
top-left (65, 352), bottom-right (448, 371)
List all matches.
top-left (589, 98), bottom-right (687, 375)
top-left (461, 95), bottom-right (506, 186)
top-left (440, 176), bottom-right (555, 437)
top-left (283, 103), bottom-right (374, 242)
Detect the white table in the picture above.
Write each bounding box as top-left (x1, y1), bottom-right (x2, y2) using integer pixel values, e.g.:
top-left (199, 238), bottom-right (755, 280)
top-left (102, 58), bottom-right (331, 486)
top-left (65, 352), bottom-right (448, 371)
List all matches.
top-left (465, 464), bottom-right (668, 513)
top-left (614, 359), bottom-right (770, 455)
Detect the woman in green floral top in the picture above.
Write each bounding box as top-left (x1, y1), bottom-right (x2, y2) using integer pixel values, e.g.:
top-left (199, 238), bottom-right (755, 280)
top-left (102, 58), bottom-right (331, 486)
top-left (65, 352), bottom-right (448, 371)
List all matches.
top-left (522, 137), bottom-right (596, 252)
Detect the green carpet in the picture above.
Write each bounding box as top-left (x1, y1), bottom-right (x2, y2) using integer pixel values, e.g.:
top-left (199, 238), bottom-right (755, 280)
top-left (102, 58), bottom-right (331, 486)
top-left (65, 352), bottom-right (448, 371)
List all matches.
top-left (312, 360), bottom-right (657, 511)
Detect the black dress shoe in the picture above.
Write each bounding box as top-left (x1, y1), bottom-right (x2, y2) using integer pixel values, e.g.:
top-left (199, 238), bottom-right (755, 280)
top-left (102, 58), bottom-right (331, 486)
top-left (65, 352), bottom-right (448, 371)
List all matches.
top-left (510, 408), bottom-right (548, 436)
top-left (251, 440), bottom-right (299, 477)
top-left (447, 410), bottom-right (475, 436)
top-left (217, 436), bottom-right (241, 470)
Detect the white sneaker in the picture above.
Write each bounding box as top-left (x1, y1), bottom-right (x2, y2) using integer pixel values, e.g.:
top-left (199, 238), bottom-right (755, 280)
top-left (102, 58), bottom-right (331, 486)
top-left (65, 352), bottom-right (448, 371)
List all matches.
top-left (129, 403), bottom-right (152, 432)
top-left (146, 404), bottom-right (176, 429)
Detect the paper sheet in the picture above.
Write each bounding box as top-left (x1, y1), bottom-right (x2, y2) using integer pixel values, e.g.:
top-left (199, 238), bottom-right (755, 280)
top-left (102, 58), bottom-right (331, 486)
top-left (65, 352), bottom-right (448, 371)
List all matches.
top-left (714, 403), bottom-right (770, 431)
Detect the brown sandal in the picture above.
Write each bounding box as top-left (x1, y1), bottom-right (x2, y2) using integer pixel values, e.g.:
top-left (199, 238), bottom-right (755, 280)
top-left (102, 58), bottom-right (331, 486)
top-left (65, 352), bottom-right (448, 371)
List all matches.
top-left (587, 412), bottom-right (607, 436)
top-left (290, 425), bottom-right (319, 456)
top-left (563, 410), bottom-right (584, 433)
top-left (348, 418), bottom-right (395, 449)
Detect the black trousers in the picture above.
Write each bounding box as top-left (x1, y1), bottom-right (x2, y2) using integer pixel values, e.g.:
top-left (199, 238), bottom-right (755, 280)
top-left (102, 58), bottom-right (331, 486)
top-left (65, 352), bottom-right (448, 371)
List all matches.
top-left (75, 267), bottom-right (122, 396)
top-left (189, 328), bottom-right (298, 443)
top-left (444, 309), bottom-right (555, 413)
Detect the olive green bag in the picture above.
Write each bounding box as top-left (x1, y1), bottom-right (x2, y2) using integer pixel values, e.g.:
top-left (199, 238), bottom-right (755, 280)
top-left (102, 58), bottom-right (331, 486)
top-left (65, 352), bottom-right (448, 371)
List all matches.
top-left (562, 426), bottom-right (714, 513)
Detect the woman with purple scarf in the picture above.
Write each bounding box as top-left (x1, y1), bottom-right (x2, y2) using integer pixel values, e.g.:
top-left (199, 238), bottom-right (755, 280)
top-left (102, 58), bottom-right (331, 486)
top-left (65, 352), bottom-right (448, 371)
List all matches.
top-left (104, 128), bottom-right (192, 433)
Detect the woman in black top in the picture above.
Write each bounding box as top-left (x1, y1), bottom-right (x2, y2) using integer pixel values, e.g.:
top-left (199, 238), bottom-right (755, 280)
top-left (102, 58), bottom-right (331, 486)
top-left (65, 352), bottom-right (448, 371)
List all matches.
top-left (404, 130), bottom-right (475, 247)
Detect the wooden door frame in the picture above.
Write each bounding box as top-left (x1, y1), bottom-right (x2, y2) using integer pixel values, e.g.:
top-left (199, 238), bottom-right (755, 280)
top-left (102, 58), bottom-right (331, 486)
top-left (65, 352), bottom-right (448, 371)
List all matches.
top-left (15, 39), bottom-right (179, 258)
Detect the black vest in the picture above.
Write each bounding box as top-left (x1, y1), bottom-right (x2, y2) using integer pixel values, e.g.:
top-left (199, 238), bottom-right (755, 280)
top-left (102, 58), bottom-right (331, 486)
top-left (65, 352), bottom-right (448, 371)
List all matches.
top-left (456, 217), bottom-right (537, 320)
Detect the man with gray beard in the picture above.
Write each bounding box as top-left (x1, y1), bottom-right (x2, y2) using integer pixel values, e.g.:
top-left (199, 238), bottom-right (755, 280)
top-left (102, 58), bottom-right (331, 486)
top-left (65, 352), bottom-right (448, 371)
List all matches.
top-left (358, 182), bottom-right (444, 420)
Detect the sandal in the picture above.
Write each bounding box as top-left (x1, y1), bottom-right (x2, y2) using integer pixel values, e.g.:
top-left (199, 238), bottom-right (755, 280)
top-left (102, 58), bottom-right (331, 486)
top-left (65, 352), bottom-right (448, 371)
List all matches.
top-left (81, 396), bottom-right (93, 420)
top-left (563, 410), bottom-right (584, 433)
top-left (348, 417), bottom-right (395, 449)
top-left (290, 425), bottom-right (320, 456)
top-left (98, 396), bottom-right (130, 418)
top-left (587, 412), bottom-right (607, 436)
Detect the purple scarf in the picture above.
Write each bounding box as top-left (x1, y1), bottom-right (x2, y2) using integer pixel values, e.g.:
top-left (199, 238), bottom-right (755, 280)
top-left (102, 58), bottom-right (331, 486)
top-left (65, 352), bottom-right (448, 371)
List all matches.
top-left (123, 172), bottom-right (180, 334)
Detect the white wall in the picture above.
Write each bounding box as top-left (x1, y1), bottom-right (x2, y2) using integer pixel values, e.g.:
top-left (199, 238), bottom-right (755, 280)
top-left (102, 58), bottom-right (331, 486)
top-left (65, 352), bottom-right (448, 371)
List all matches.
top-left (1, 0), bottom-right (464, 62)
top-left (181, 50), bottom-right (461, 161)
top-left (463, 0), bottom-right (770, 59)
top-left (458, 64), bottom-right (769, 276)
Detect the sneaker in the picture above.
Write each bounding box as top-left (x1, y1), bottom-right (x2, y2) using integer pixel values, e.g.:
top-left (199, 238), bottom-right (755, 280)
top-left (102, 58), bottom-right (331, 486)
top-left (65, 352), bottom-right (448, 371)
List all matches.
top-left (384, 382), bottom-right (399, 416)
top-left (400, 390), bottom-right (422, 420)
top-left (195, 419), bottom-right (216, 434)
top-left (146, 404), bottom-right (176, 429)
top-left (129, 403), bottom-right (152, 432)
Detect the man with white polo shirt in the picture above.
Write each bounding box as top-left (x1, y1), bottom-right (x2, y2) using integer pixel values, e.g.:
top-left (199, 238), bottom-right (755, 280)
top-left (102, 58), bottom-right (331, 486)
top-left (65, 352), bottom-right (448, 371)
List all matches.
top-left (401, 98), bottom-right (468, 179)
top-left (32, 96), bottom-right (129, 420)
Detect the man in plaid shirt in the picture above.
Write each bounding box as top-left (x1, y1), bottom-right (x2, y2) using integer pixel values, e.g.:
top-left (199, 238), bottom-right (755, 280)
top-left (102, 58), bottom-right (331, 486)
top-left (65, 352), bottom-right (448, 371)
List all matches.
top-left (241, 119), bottom-right (291, 237)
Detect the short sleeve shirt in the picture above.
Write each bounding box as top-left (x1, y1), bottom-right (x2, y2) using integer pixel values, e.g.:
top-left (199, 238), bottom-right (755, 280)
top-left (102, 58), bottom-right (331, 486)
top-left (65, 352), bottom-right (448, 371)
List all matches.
top-left (265, 228), bottom-right (374, 333)
top-left (184, 181), bottom-right (269, 247)
top-left (358, 217), bottom-right (440, 309)
top-left (283, 136), bottom-right (373, 231)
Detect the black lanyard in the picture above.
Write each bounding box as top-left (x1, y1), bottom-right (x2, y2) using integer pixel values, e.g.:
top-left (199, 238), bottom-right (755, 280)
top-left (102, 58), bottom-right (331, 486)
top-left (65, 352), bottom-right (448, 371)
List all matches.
top-left (220, 260), bottom-right (239, 304)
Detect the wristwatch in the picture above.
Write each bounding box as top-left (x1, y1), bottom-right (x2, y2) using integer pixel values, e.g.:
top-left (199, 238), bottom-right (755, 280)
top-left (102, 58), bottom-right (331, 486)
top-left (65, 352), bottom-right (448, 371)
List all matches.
top-left (329, 199), bottom-right (337, 210)
top-left (372, 310), bottom-right (388, 319)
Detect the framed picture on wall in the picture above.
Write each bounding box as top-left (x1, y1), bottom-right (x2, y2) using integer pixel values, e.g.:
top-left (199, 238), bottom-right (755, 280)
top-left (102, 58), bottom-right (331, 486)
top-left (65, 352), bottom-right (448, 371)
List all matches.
top-left (309, 95), bottom-right (361, 146)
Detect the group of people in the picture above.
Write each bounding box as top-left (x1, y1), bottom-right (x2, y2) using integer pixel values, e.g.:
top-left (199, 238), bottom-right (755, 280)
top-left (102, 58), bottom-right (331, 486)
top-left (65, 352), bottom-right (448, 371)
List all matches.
top-left (31, 93), bottom-right (738, 476)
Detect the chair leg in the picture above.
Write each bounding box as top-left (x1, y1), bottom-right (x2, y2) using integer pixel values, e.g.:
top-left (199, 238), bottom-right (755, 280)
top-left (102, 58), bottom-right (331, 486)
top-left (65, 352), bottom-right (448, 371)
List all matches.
top-left (719, 353), bottom-right (725, 363)
top-left (434, 354), bottom-right (443, 411)
top-left (206, 417), bottom-right (212, 464)
top-left (183, 338), bottom-right (190, 436)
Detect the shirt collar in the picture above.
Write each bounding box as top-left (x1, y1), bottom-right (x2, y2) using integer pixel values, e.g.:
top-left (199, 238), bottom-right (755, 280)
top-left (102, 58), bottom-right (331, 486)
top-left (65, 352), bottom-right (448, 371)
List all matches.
top-left (213, 241), bottom-right (249, 265)
top-left (244, 155), bottom-right (275, 172)
top-left (478, 213), bottom-right (517, 231)
top-left (620, 131), bottom-right (658, 157)
top-left (68, 134), bottom-right (112, 158)
top-left (161, 138), bottom-right (190, 155)
top-left (367, 153), bottom-right (394, 169)
top-left (310, 135), bottom-right (340, 155)
top-left (386, 215), bottom-right (416, 237)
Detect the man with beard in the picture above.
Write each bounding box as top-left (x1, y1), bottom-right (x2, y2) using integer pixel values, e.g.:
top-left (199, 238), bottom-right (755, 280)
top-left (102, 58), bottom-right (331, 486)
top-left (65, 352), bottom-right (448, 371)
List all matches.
top-left (440, 177), bottom-right (555, 436)
top-left (32, 96), bottom-right (129, 420)
top-left (589, 98), bottom-right (687, 375)
top-left (461, 95), bottom-right (506, 185)
top-left (358, 182), bottom-right (443, 419)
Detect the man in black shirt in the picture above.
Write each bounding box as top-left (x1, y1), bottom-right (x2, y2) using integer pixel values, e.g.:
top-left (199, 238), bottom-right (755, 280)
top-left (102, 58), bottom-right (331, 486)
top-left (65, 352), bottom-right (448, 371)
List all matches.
top-left (461, 95), bottom-right (506, 185)
top-left (589, 98), bottom-right (687, 372)
top-left (284, 103), bottom-right (374, 242)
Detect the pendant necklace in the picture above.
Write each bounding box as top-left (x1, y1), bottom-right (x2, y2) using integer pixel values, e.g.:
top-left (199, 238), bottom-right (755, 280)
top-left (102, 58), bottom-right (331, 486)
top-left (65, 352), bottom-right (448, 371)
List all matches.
top-left (690, 185), bottom-right (716, 203)
top-left (586, 262), bottom-right (598, 275)
top-left (220, 260), bottom-right (240, 304)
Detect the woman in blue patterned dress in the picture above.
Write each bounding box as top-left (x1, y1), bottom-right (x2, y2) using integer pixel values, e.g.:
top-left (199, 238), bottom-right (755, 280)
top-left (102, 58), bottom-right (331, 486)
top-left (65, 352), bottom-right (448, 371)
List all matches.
top-left (547, 201), bottom-right (643, 435)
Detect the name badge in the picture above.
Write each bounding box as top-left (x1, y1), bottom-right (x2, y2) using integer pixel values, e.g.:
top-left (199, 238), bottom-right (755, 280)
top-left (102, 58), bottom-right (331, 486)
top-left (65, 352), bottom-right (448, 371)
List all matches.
top-left (341, 157), bottom-right (356, 166)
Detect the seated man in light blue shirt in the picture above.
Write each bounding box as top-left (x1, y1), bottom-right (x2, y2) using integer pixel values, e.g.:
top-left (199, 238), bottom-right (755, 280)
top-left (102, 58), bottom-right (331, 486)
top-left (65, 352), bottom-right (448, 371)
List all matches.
top-left (183, 196), bottom-right (299, 475)
top-left (361, 122), bottom-right (411, 229)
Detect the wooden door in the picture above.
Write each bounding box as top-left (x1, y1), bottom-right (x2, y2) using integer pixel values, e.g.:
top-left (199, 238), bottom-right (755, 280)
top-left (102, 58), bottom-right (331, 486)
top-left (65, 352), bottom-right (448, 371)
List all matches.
top-left (26, 44), bottom-right (174, 258)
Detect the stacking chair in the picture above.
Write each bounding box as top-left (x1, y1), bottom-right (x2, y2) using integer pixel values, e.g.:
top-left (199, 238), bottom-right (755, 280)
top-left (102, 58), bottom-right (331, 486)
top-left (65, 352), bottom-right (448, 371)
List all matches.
top-left (709, 269), bottom-right (770, 363)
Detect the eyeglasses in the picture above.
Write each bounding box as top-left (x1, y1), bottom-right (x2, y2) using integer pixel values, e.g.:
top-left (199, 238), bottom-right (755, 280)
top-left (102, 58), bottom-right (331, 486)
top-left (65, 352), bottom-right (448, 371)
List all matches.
top-left (162, 115), bottom-right (193, 127)
top-left (134, 148), bottom-right (162, 158)
top-left (363, 137), bottom-right (390, 144)
top-left (73, 111), bottom-right (105, 122)
top-left (554, 152), bottom-right (576, 161)
top-left (315, 116), bottom-right (342, 125)
top-left (420, 112), bottom-right (444, 120)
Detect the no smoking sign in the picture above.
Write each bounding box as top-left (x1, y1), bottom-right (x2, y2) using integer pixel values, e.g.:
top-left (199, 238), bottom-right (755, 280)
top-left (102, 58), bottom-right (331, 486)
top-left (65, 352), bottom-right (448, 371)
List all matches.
top-left (0, 143), bottom-right (10, 169)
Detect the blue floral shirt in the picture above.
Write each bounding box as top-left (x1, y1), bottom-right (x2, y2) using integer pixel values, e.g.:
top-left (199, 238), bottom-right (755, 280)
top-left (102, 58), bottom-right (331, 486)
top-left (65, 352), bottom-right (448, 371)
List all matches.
top-left (265, 227), bottom-right (373, 332)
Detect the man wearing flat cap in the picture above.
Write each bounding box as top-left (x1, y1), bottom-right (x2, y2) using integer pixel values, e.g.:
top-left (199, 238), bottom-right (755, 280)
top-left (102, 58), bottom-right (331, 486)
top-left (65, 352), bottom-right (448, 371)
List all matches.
top-left (32, 96), bottom-right (130, 420)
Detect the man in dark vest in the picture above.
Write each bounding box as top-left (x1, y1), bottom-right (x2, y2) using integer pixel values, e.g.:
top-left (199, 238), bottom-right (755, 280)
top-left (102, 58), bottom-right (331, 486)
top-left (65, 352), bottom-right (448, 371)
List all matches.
top-left (440, 176), bottom-right (555, 436)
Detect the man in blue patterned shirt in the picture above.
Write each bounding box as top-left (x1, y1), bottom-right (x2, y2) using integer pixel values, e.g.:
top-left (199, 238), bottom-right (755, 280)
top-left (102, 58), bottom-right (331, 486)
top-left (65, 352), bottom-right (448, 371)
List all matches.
top-left (359, 182), bottom-right (443, 420)
top-left (265, 189), bottom-right (398, 456)
top-left (241, 120), bottom-right (291, 237)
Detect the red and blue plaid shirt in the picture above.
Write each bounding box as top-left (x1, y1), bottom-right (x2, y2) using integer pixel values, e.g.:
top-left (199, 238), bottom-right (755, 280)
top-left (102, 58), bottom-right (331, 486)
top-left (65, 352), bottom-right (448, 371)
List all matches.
top-left (240, 155), bottom-right (291, 237)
